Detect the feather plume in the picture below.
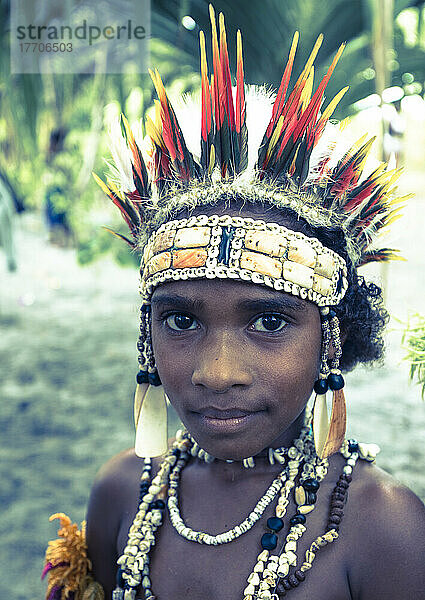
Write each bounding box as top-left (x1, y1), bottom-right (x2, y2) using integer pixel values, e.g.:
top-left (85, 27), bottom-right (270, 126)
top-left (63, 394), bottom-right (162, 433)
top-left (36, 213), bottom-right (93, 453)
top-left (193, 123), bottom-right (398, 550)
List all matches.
top-left (42, 513), bottom-right (98, 600)
top-left (93, 8), bottom-right (406, 269)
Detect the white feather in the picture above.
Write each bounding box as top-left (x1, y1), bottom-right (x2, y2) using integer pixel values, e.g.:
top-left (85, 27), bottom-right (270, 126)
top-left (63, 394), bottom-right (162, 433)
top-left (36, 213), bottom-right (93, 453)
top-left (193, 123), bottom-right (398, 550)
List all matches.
top-left (173, 85), bottom-right (274, 173)
top-left (245, 85), bottom-right (274, 171)
top-left (173, 91), bottom-right (202, 161)
top-left (107, 117), bottom-right (133, 192)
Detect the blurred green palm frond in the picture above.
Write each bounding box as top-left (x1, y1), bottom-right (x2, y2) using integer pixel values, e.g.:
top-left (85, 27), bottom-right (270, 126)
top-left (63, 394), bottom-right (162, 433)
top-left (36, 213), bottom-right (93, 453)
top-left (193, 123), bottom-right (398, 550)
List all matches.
top-left (152, 0), bottom-right (425, 118)
top-left (402, 314), bottom-right (425, 399)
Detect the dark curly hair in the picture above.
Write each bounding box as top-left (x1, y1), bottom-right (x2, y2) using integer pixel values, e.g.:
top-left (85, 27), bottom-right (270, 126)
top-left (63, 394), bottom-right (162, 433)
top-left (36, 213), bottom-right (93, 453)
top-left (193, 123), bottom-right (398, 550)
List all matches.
top-left (299, 219), bottom-right (389, 372)
top-left (180, 198), bottom-right (389, 373)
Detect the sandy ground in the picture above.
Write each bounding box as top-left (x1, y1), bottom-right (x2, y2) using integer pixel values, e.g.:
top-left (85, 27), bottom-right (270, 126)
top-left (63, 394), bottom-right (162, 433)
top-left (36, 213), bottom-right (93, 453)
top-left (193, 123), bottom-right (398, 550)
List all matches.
top-left (0, 182), bottom-right (424, 599)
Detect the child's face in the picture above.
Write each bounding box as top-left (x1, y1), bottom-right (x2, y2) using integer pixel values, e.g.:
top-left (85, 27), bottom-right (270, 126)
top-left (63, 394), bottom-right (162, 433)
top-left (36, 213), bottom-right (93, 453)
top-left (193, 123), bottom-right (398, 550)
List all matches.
top-left (151, 278), bottom-right (322, 460)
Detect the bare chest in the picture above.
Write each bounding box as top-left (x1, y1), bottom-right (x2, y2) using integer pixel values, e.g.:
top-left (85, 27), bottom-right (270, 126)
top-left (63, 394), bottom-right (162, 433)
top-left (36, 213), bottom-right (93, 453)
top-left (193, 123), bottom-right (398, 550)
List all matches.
top-left (117, 466), bottom-right (353, 600)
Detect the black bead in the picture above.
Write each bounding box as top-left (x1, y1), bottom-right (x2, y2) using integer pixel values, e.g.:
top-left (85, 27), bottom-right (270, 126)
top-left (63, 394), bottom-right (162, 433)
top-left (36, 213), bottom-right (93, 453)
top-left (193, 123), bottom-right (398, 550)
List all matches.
top-left (150, 499), bottom-right (165, 509)
top-left (136, 370), bottom-right (149, 384)
top-left (313, 379), bottom-right (328, 394)
top-left (290, 514), bottom-right (306, 525)
top-left (148, 371), bottom-right (162, 386)
top-left (348, 439), bottom-right (359, 453)
top-left (329, 515), bottom-right (341, 524)
top-left (306, 491), bottom-right (317, 504)
top-left (303, 478), bottom-right (320, 492)
top-left (329, 308), bottom-right (336, 318)
top-left (172, 448), bottom-right (181, 457)
top-left (116, 567), bottom-right (125, 587)
top-left (267, 516), bottom-right (284, 532)
top-left (328, 372), bottom-right (345, 391)
top-left (282, 579), bottom-right (292, 590)
top-left (333, 492), bottom-right (346, 501)
top-left (261, 532), bottom-right (278, 550)
top-left (288, 574), bottom-right (300, 587)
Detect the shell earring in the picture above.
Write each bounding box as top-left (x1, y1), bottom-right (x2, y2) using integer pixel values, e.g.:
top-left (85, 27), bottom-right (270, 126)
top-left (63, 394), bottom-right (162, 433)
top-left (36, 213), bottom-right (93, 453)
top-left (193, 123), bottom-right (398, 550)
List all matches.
top-left (313, 308), bottom-right (346, 459)
top-left (133, 304), bottom-right (168, 458)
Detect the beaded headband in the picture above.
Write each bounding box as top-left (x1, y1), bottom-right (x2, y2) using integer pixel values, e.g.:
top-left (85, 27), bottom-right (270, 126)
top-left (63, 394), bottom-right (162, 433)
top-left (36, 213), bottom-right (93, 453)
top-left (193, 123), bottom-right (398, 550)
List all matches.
top-left (141, 214), bottom-right (347, 306)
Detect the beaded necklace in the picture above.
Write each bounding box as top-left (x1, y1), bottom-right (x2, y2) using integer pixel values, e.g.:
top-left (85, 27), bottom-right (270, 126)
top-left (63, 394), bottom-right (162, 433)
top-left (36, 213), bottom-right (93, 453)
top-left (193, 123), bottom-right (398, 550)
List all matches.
top-left (113, 424), bottom-right (379, 600)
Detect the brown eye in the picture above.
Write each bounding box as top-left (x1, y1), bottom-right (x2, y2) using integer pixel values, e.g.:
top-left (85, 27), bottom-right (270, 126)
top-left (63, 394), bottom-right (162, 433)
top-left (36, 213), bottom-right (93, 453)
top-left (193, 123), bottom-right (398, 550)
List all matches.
top-left (251, 314), bottom-right (287, 332)
top-left (166, 314), bottom-right (197, 331)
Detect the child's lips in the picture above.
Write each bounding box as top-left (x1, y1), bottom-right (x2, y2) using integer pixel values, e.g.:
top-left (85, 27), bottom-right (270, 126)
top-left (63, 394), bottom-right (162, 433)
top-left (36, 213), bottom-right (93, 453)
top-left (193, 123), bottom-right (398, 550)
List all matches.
top-left (195, 407), bottom-right (262, 433)
top-left (198, 407), bottom-right (254, 419)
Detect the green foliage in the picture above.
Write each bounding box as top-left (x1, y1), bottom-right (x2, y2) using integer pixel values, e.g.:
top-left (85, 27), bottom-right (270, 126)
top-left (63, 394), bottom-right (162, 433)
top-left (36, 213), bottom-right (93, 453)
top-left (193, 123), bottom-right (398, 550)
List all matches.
top-left (76, 226), bottom-right (140, 267)
top-left (402, 314), bottom-right (425, 399)
top-left (152, 0), bottom-right (425, 118)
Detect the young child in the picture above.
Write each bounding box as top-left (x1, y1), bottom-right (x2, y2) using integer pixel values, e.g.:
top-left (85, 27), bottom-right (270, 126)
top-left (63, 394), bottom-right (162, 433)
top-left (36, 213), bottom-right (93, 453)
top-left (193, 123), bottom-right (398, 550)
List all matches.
top-left (43, 8), bottom-right (425, 600)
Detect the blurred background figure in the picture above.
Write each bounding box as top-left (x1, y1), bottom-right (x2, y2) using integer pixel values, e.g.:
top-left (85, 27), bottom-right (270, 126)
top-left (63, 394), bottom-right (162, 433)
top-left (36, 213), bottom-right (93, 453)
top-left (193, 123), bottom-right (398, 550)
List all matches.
top-left (43, 127), bottom-right (74, 248)
top-left (0, 170), bottom-right (19, 272)
top-left (382, 93), bottom-right (406, 166)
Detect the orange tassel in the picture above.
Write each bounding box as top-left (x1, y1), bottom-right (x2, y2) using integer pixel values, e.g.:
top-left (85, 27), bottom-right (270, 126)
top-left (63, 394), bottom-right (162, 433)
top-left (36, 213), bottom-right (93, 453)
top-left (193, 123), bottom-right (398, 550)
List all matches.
top-left (42, 514), bottom-right (104, 600)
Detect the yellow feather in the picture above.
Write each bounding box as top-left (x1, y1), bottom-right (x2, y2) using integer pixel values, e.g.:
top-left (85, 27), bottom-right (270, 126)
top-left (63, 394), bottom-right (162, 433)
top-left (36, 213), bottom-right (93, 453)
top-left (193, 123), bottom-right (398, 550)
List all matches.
top-left (209, 3), bottom-right (217, 33)
top-left (200, 30), bottom-right (208, 77)
top-left (289, 144), bottom-right (300, 176)
top-left (219, 12), bottom-right (227, 45)
top-left (106, 179), bottom-right (124, 200)
top-left (294, 33), bottom-right (323, 90)
top-left (339, 117), bottom-right (350, 131)
top-left (388, 169), bottom-right (403, 186)
top-left (289, 31), bottom-right (299, 64)
top-left (148, 68), bottom-right (157, 89)
top-left (319, 86), bottom-right (349, 123)
top-left (355, 139), bottom-right (375, 175)
top-left (384, 213), bottom-right (403, 227)
top-left (266, 115), bottom-right (285, 160)
top-left (300, 67), bottom-right (314, 111)
top-left (369, 163), bottom-right (386, 179)
top-left (146, 114), bottom-right (165, 149)
top-left (154, 100), bottom-right (163, 130)
top-left (92, 172), bottom-right (113, 198)
top-left (208, 145), bottom-right (216, 174)
top-left (121, 113), bottom-right (132, 138)
top-left (350, 134), bottom-right (369, 155)
top-left (237, 29), bottom-right (243, 65)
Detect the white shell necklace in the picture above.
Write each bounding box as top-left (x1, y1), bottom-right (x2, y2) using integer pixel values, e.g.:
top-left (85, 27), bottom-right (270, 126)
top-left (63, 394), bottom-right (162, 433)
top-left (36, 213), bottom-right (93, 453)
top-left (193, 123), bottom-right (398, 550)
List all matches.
top-left (168, 423), bottom-right (314, 545)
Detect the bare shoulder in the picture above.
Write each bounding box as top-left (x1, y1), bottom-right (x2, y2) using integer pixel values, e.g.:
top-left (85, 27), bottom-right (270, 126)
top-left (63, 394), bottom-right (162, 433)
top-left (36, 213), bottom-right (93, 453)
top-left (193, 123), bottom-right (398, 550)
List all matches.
top-left (346, 459), bottom-right (425, 599)
top-left (89, 447), bottom-right (142, 502)
top-left (349, 459), bottom-right (425, 537)
top-left (86, 448), bottom-right (143, 593)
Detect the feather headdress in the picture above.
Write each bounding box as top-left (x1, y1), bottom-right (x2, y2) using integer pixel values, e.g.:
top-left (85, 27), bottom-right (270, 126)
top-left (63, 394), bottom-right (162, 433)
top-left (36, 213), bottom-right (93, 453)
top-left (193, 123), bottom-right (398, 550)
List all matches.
top-left (94, 4), bottom-right (405, 269)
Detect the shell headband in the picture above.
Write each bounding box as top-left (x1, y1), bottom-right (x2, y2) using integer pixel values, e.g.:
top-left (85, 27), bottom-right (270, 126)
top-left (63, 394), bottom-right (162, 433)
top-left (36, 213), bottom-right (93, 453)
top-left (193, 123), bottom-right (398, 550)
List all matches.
top-left (141, 214), bottom-right (347, 306)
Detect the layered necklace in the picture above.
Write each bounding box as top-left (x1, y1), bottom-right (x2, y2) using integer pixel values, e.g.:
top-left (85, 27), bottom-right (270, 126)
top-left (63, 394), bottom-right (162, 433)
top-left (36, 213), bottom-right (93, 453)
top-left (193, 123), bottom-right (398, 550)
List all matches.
top-left (113, 418), bottom-right (379, 600)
